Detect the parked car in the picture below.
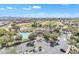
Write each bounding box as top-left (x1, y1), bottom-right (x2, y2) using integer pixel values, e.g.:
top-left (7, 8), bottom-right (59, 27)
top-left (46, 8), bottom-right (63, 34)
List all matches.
top-left (26, 41), bottom-right (35, 47)
top-left (60, 49), bottom-right (66, 53)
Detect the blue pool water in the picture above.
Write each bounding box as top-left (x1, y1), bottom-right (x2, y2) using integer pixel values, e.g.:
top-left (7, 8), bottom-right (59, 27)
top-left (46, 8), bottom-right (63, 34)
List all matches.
top-left (20, 32), bottom-right (30, 40)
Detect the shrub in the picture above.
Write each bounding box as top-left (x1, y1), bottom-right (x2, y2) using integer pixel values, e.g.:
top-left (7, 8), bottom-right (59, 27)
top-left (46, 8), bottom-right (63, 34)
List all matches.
top-left (28, 33), bottom-right (37, 40)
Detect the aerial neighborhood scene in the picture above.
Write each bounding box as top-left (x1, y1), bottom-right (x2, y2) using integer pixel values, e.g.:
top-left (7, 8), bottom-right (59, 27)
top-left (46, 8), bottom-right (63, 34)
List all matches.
top-left (0, 4), bottom-right (79, 54)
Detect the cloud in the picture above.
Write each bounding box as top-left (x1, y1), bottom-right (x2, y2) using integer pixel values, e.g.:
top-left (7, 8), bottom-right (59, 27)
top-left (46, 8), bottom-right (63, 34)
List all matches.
top-left (0, 8), bottom-right (5, 10)
top-left (22, 6), bottom-right (41, 10)
top-left (6, 7), bottom-right (17, 10)
top-left (32, 6), bottom-right (41, 9)
top-left (0, 6), bottom-right (41, 11)
top-left (22, 7), bottom-right (31, 10)
top-left (6, 7), bottom-right (13, 10)
top-left (0, 7), bottom-right (17, 10)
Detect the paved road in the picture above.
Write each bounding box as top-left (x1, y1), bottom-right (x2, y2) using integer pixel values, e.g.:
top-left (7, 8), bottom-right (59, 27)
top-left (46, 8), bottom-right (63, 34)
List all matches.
top-left (0, 32), bottom-right (71, 54)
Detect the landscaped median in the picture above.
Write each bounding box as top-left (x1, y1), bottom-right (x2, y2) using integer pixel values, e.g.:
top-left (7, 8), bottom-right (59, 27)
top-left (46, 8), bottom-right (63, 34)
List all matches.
top-left (0, 39), bottom-right (29, 49)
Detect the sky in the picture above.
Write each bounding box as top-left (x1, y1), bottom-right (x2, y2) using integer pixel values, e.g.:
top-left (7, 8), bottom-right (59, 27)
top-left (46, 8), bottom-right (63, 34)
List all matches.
top-left (0, 4), bottom-right (79, 18)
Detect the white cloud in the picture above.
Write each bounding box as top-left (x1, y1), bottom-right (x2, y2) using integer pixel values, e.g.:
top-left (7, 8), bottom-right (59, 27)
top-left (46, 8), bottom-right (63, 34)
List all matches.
top-left (22, 6), bottom-right (41, 10)
top-left (0, 6), bottom-right (41, 11)
top-left (0, 7), bottom-right (17, 10)
top-left (22, 7), bottom-right (31, 10)
top-left (32, 6), bottom-right (41, 9)
top-left (0, 8), bottom-right (5, 10)
top-left (6, 7), bottom-right (13, 10)
top-left (6, 7), bottom-right (17, 10)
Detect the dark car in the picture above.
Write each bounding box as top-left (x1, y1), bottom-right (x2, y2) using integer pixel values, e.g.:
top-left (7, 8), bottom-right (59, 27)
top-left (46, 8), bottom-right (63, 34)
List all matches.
top-left (50, 41), bottom-right (59, 47)
top-left (60, 49), bottom-right (66, 53)
top-left (26, 41), bottom-right (34, 47)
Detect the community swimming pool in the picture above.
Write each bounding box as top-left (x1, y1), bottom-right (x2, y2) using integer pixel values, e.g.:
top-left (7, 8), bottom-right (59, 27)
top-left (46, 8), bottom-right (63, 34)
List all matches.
top-left (20, 32), bottom-right (30, 40)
